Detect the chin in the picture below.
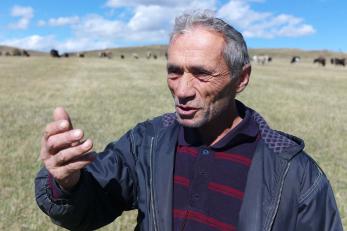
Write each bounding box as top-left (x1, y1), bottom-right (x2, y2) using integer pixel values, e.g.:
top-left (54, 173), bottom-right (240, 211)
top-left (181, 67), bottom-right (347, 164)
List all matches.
top-left (175, 113), bottom-right (208, 128)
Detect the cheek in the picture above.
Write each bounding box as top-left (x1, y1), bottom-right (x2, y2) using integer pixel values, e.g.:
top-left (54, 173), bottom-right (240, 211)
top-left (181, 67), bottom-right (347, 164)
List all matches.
top-left (167, 80), bottom-right (175, 94)
top-left (200, 81), bottom-right (233, 105)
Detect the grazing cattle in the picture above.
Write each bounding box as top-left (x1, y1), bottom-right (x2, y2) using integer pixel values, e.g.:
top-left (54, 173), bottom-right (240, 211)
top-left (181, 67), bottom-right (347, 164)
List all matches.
top-left (120, 54), bottom-right (125, 59)
top-left (9, 48), bottom-right (30, 57)
top-left (50, 49), bottom-right (60, 58)
top-left (331, 58), bottom-right (345, 66)
top-left (78, 53), bottom-right (85, 58)
top-left (313, 57), bottom-right (326, 66)
top-left (22, 50), bottom-right (30, 57)
top-left (99, 51), bottom-right (112, 59)
top-left (11, 48), bottom-right (22, 56)
top-left (153, 54), bottom-right (157, 59)
top-left (252, 55), bottom-right (271, 65)
top-left (291, 56), bottom-right (300, 64)
top-left (132, 53), bottom-right (139, 59)
top-left (62, 53), bottom-right (69, 58)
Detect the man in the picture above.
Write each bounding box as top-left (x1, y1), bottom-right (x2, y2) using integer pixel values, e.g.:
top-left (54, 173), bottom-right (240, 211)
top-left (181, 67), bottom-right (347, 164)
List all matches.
top-left (35, 11), bottom-right (343, 231)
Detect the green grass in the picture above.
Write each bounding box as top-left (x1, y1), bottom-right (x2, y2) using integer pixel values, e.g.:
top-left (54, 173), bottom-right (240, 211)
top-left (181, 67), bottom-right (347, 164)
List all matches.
top-left (0, 55), bottom-right (346, 230)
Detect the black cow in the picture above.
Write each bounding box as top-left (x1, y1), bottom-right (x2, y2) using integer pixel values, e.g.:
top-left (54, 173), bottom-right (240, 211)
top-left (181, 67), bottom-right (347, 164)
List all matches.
top-left (291, 56), bottom-right (300, 63)
top-left (62, 53), bottom-right (70, 58)
top-left (331, 58), bottom-right (345, 66)
top-left (22, 50), bottom-right (30, 57)
top-left (120, 54), bottom-right (125, 59)
top-left (313, 57), bottom-right (326, 66)
top-left (50, 49), bottom-right (60, 58)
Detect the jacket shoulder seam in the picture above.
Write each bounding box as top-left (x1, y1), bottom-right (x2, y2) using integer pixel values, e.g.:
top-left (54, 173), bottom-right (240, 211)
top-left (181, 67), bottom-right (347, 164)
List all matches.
top-left (298, 168), bottom-right (324, 205)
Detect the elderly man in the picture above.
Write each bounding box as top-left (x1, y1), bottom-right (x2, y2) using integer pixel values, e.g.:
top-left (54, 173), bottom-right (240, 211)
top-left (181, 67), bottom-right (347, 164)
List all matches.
top-left (35, 11), bottom-right (342, 231)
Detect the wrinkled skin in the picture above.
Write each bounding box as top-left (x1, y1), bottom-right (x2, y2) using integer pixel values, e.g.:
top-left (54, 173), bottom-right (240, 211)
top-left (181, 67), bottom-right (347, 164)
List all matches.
top-left (167, 26), bottom-right (251, 145)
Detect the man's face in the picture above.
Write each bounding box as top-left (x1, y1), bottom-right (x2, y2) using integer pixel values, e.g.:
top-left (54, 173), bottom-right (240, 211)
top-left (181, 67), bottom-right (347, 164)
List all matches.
top-left (167, 26), bottom-right (238, 128)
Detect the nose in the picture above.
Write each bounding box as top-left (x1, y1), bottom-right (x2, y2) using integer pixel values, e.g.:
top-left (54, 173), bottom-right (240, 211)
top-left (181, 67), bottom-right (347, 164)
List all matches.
top-left (172, 73), bottom-right (196, 104)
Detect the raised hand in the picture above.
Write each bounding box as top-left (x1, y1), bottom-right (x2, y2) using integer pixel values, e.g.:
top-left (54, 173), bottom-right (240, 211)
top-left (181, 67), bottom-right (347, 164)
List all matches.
top-left (40, 107), bottom-right (95, 190)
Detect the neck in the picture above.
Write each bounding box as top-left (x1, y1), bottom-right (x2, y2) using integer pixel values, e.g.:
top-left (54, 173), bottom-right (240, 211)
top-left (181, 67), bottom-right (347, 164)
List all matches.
top-left (197, 101), bottom-right (242, 146)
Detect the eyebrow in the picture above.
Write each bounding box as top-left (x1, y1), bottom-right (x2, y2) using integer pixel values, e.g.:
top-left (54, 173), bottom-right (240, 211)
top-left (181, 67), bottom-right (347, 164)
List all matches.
top-left (166, 63), bottom-right (183, 73)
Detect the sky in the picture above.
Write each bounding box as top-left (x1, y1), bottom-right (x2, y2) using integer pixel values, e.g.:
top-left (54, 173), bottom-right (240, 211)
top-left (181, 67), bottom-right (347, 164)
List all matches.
top-left (0, 0), bottom-right (346, 53)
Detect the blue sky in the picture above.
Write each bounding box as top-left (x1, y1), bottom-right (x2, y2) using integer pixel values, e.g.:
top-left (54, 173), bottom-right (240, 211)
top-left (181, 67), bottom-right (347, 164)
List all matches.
top-left (0, 0), bottom-right (346, 52)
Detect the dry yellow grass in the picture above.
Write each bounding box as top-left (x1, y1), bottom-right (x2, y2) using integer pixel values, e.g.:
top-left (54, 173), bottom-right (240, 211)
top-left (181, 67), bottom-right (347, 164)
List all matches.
top-left (0, 54), bottom-right (346, 230)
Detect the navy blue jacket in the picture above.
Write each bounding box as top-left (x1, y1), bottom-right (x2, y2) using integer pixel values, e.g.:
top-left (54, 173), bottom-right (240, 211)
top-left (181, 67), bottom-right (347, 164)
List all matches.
top-left (35, 105), bottom-right (343, 231)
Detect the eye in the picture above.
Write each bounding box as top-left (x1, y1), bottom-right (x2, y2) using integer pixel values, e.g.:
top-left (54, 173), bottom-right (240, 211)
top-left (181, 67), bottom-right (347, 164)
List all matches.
top-left (192, 70), bottom-right (210, 77)
top-left (191, 68), bottom-right (213, 81)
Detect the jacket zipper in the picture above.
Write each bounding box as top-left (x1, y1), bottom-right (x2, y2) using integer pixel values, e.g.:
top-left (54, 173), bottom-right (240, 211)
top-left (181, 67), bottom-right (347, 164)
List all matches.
top-left (149, 137), bottom-right (159, 231)
top-left (266, 161), bottom-right (291, 231)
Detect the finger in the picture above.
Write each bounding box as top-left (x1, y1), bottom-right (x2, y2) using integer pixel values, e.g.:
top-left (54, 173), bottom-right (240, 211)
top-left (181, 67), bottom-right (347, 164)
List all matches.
top-left (53, 155), bottom-right (95, 181)
top-left (53, 139), bottom-right (93, 165)
top-left (53, 107), bottom-right (73, 129)
top-left (62, 156), bottom-right (95, 175)
top-left (46, 129), bottom-right (84, 153)
top-left (43, 120), bottom-right (70, 140)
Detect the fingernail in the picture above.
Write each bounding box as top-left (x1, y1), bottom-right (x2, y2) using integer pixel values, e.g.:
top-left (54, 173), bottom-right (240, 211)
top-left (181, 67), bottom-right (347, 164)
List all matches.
top-left (83, 139), bottom-right (92, 148)
top-left (60, 120), bottom-right (68, 129)
top-left (73, 129), bottom-right (82, 138)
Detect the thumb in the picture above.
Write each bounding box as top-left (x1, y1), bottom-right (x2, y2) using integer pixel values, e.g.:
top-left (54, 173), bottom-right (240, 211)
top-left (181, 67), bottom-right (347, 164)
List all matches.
top-left (53, 106), bottom-right (73, 129)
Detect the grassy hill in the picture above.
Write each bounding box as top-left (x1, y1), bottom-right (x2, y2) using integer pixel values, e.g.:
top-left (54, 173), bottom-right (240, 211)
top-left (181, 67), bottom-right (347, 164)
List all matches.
top-left (1, 44), bottom-right (346, 59)
top-left (0, 45), bottom-right (46, 56)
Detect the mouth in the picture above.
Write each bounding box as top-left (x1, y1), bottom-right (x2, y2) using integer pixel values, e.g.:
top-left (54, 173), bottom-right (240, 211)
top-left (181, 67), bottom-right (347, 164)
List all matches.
top-left (176, 105), bottom-right (199, 117)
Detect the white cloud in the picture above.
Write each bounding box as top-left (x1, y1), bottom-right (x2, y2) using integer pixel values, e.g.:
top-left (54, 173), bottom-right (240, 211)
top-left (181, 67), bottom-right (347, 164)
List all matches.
top-left (127, 5), bottom-right (176, 31)
top-left (105, 0), bottom-right (202, 8)
top-left (2, 0), bottom-right (316, 51)
top-left (73, 14), bottom-right (126, 39)
top-left (119, 1), bottom-right (216, 35)
top-left (217, 0), bottom-right (315, 38)
top-left (38, 16), bottom-right (80, 27)
top-left (1, 34), bottom-right (116, 52)
top-left (9, 5), bottom-right (34, 29)
top-left (1, 35), bottom-right (56, 50)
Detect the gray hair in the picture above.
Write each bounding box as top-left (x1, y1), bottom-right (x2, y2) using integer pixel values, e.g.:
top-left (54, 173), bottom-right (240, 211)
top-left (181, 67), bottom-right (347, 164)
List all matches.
top-left (170, 10), bottom-right (250, 79)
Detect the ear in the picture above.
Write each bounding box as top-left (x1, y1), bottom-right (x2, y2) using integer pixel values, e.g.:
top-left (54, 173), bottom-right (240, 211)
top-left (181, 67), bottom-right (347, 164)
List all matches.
top-left (235, 64), bottom-right (251, 93)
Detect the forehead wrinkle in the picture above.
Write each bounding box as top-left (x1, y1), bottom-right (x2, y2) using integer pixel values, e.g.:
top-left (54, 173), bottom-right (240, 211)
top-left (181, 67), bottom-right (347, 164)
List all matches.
top-left (169, 48), bottom-right (221, 71)
top-left (168, 27), bottom-right (227, 73)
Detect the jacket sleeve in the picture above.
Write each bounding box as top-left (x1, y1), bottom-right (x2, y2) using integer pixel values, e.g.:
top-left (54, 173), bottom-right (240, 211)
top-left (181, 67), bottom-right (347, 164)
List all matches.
top-left (295, 158), bottom-right (343, 231)
top-left (35, 128), bottom-right (139, 231)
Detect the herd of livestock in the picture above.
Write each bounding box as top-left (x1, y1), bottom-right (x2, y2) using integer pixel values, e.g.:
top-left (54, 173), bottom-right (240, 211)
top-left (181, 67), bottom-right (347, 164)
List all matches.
top-left (48, 49), bottom-right (160, 60)
top-left (250, 55), bottom-right (346, 66)
top-left (1, 48), bottom-right (346, 67)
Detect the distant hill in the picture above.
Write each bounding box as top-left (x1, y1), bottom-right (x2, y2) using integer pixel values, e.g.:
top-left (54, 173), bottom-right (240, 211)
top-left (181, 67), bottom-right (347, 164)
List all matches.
top-left (84, 46), bottom-right (347, 59)
top-left (0, 45), bottom-right (47, 56)
top-left (82, 45), bottom-right (168, 58)
top-left (1, 44), bottom-right (346, 59)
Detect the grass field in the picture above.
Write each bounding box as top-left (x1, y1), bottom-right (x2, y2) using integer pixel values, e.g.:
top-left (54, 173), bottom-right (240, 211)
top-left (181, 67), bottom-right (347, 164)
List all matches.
top-left (0, 53), bottom-right (346, 230)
